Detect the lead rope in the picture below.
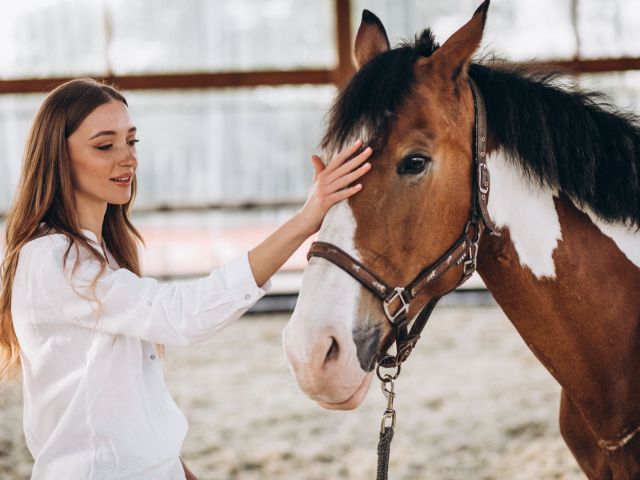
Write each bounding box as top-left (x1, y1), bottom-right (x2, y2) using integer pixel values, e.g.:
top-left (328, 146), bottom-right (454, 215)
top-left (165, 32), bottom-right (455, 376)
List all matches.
top-left (376, 363), bottom-right (401, 480)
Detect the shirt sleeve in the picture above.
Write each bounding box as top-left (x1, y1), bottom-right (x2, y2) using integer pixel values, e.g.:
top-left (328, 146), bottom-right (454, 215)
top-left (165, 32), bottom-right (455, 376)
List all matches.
top-left (29, 236), bottom-right (272, 346)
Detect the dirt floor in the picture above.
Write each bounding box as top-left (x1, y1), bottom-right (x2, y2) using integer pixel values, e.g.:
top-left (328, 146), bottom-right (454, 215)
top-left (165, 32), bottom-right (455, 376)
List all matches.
top-left (0, 305), bottom-right (585, 479)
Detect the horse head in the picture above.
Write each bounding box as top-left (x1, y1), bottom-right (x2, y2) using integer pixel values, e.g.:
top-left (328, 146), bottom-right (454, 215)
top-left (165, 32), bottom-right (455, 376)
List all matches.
top-left (283, 1), bottom-right (491, 410)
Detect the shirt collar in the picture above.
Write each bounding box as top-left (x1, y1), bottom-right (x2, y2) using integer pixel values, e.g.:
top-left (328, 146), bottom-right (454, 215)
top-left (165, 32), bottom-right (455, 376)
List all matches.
top-left (79, 228), bottom-right (99, 243)
top-left (38, 222), bottom-right (101, 245)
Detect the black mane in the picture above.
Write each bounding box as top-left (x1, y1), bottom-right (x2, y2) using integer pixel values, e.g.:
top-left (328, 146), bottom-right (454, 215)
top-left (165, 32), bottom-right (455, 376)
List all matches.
top-left (469, 63), bottom-right (640, 227)
top-left (323, 29), bottom-right (640, 227)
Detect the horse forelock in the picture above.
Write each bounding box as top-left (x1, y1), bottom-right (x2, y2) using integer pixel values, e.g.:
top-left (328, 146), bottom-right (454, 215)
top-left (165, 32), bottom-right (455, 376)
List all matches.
top-left (321, 28), bottom-right (440, 157)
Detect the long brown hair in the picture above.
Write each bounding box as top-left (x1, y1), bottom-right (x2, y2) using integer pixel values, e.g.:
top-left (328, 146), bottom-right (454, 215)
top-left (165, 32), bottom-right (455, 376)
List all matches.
top-left (0, 78), bottom-right (147, 381)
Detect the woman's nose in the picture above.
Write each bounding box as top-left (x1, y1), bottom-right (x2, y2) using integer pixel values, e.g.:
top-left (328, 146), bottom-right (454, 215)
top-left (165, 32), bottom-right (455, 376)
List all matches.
top-left (121, 148), bottom-right (138, 168)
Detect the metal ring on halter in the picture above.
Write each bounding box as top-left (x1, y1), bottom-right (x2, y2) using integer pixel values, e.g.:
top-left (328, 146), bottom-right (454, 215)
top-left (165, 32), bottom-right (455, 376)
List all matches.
top-left (376, 362), bottom-right (401, 382)
top-left (464, 220), bottom-right (482, 245)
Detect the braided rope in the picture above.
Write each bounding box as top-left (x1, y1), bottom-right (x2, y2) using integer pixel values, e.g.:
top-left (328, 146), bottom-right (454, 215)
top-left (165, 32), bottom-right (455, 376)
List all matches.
top-left (376, 426), bottom-right (395, 480)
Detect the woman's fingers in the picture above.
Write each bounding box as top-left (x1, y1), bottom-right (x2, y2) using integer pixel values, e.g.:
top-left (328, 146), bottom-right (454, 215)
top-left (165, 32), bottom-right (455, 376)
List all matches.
top-left (325, 146), bottom-right (372, 184)
top-left (303, 140), bottom-right (371, 220)
top-left (297, 143), bottom-right (370, 235)
top-left (325, 139), bottom-right (364, 171)
top-left (326, 183), bottom-right (363, 204)
top-left (310, 154), bottom-right (325, 181)
top-left (329, 161), bottom-right (371, 191)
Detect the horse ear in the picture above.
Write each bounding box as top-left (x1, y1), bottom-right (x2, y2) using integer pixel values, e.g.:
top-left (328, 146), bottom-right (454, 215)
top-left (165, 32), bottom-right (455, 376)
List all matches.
top-left (354, 10), bottom-right (390, 70)
top-left (428, 0), bottom-right (489, 82)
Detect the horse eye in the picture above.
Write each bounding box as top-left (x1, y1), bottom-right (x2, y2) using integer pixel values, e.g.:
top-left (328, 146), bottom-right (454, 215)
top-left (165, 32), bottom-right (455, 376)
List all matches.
top-left (397, 155), bottom-right (430, 175)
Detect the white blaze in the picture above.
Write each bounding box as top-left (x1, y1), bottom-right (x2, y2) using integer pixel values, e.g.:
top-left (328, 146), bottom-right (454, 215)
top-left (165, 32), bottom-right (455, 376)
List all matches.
top-left (285, 200), bottom-right (361, 362)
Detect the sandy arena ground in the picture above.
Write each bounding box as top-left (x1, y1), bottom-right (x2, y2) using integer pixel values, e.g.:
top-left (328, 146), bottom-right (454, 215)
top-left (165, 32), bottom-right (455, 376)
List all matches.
top-left (0, 305), bottom-right (585, 479)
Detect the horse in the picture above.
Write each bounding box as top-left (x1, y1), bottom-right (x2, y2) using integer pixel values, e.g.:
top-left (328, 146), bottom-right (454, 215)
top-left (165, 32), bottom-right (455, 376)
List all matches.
top-left (282, 1), bottom-right (640, 478)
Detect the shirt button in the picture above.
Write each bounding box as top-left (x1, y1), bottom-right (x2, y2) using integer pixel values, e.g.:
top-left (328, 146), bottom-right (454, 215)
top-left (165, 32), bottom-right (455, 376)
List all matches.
top-left (244, 294), bottom-right (251, 300)
top-left (150, 355), bottom-right (156, 360)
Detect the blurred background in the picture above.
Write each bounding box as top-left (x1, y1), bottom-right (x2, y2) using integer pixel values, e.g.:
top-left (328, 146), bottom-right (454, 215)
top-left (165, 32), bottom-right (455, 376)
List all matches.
top-left (0, 1), bottom-right (638, 478)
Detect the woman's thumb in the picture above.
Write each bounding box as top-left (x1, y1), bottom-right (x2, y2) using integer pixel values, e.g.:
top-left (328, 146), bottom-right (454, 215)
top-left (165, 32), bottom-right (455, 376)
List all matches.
top-left (311, 154), bottom-right (324, 180)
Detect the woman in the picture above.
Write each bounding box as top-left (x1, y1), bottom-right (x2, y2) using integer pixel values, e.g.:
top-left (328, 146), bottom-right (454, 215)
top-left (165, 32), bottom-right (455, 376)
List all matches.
top-left (0, 78), bottom-right (372, 479)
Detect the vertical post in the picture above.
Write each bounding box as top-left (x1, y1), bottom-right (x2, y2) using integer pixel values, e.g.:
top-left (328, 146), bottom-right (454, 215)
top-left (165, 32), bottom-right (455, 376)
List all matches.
top-left (103, 0), bottom-right (114, 78)
top-left (570, 0), bottom-right (581, 61)
top-left (333, 0), bottom-right (355, 87)
top-left (569, 0), bottom-right (581, 83)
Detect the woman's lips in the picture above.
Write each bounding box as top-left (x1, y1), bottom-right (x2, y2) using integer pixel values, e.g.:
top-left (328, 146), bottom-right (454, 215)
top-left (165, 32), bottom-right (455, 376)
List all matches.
top-left (110, 177), bottom-right (131, 187)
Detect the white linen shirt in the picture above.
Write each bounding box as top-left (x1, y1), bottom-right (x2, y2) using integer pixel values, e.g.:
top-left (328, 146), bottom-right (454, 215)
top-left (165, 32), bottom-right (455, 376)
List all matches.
top-left (11, 228), bottom-right (271, 479)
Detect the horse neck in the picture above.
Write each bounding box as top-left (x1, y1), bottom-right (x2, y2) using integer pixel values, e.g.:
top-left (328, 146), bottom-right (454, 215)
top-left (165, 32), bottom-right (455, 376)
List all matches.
top-left (475, 151), bottom-right (640, 441)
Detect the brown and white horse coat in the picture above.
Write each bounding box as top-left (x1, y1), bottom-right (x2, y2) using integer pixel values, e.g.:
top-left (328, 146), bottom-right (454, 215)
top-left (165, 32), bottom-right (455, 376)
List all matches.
top-left (284, 2), bottom-right (640, 477)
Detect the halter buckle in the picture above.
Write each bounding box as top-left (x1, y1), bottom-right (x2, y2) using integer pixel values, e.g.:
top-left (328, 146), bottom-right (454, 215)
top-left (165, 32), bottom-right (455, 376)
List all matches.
top-left (464, 220), bottom-right (482, 245)
top-left (478, 163), bottom-right (490, 195)
top-left (383, 287), bottom-right (410, 323)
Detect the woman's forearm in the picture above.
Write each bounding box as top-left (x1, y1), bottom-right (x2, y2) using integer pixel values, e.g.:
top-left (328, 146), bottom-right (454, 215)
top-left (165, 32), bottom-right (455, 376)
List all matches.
top-left (248, 213), bottom-right (310, 288)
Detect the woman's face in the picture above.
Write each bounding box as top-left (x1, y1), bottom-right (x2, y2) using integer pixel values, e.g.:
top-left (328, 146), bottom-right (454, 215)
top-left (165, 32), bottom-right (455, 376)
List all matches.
top-left (67, 100), bottom-right (138, 209)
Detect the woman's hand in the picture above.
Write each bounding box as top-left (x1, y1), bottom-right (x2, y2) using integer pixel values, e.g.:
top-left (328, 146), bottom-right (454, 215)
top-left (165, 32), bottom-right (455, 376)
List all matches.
top-left (295, 140), bottom-right (372, 236)
top-left (247, 140), bottom-right (372, 287)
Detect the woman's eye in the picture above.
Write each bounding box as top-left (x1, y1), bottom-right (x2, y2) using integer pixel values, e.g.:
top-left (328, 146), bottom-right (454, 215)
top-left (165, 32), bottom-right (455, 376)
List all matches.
top-left (95, 139), bottom-right (138, 151)
top-left (397, 155), bottom-right (430, 175)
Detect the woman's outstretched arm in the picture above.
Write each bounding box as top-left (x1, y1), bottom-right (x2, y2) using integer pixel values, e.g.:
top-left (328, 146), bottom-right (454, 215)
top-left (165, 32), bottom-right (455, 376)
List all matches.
top-left (248, 140), bottom-right (372, 287)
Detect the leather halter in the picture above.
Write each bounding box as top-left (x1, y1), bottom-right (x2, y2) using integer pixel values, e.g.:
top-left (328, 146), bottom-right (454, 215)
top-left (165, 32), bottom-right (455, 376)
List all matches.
top-left (307, 79), bottom-right (498, 371)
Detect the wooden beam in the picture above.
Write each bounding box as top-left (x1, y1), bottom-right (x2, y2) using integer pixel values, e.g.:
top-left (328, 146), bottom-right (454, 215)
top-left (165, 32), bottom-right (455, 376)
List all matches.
top-left (0, 69), bottom-right (335, 94)
top-left (1, 57), bottom-right (639, 95)
top-left (506, 57), bottom-right (640, 74)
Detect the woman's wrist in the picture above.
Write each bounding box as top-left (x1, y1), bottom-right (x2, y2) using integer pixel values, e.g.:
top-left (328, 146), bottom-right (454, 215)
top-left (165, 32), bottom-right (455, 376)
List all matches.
top-left (290, 210), bottom-right (318, 241)
top-left (247, 211), bottom-right (315, 287)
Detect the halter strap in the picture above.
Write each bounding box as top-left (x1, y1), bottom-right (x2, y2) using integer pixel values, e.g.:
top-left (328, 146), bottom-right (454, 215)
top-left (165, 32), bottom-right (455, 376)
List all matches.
top-left (470, 77), bottom-right (498, 234)
top-left (308, 228), bottom-right (477, 366)
top-left (307, 242), bottom-right (390, 301)
top-left (308, 233), bottom-right (473, 316)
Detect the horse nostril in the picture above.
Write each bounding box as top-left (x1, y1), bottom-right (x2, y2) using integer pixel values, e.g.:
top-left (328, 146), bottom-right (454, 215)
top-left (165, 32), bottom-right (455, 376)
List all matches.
top-left (324, 336), bottom-right (340, 365)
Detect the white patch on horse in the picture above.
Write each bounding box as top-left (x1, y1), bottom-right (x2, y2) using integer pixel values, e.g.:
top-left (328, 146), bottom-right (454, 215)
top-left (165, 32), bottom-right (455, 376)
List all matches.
top-left (486, 150), bottom-right (562, 278)
top-left (284, 201), bottom-right (361, 361)
top-left (581, 208), bottom-right (640, 269)
top-left (317, 200), bottom-right (360, 259)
